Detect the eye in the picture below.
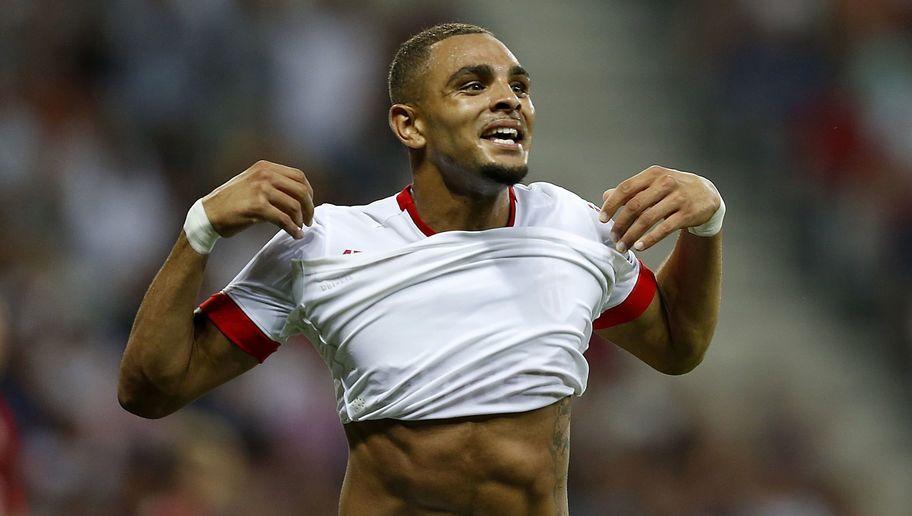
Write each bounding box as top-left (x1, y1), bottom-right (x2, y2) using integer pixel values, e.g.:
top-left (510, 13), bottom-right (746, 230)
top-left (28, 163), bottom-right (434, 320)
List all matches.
top-left (462, 82), bottom-right (485, 92)
top-left (511, 82), bottom-right (529, 96)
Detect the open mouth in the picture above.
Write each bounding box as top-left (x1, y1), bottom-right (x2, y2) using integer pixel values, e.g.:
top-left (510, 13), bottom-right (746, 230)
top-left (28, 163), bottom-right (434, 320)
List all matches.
top-left (480, 125), bottom-right (525, 149)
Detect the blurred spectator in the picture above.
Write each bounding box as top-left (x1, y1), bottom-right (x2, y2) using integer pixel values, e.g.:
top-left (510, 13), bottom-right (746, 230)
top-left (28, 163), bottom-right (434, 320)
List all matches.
top-left (684, 0), bottom-right (912, 369)
top-left (0, 300), bottom-right (27, 515)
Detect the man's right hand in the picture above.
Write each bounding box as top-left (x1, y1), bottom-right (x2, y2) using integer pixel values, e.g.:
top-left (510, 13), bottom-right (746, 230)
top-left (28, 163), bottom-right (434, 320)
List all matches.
top-left (121, 160), bottom-right (307, 418)
top-left (201, 160), bottom-right (314, 239)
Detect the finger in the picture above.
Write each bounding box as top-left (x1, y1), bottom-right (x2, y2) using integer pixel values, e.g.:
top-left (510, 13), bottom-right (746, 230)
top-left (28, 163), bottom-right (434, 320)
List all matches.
top-left (631, 211), bottom-right (687, 252)
top-left (260, 204), bottom-right (305, 239)
top-left (616, 195), bottom-right (679, 252)
top-left (271, 172), bottom-right (310, 201)
top-left (599, 176), bottom-right (650, 223)
top-left (267, 189), bottom-right (304, 229)
top-left (269, 171), bottom-right (314, 226)
top-left (608, 180), bottom-right (678, 241)
top-left (270, 174), bottom-right (314, 224)
top-left (271, 163), bottom-right (311, 187)
top-left (301, 196), bottom-right (314, 227)
top-left (251, 161), bottom-right (311, 189)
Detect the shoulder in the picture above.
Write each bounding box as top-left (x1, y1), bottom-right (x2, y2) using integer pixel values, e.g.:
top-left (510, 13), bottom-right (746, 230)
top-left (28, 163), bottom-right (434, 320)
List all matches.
top-left (313, 193), bottom-right (402, 229)
top-left (237, 190), bottom-right (406, 273)
top-left (515, 182), bottom-right (605, 238)
top-left (254, 201), bottom-right (390, 260)
top-left (516, 181), bottom-right (602, 213)
top-left (304, 191), bottom-right (413, 255)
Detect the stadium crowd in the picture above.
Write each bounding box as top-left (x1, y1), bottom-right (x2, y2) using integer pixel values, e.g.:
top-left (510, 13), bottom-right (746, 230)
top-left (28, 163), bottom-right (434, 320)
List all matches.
top-left (682, 0), bottom-right (912, 372)
top-left (1, 0), bottom-right (908, 514)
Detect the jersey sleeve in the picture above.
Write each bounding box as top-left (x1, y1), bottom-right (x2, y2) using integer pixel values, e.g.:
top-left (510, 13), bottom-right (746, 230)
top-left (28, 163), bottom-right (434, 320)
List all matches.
top-left (197, 221), bottom-right (327, 362)
top-left (588, 204), bottom-right (658, 330)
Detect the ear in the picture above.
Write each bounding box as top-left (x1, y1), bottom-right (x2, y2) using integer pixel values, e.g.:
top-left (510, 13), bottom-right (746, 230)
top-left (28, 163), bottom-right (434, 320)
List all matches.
top-left (388, 104), bottom-right (426, 150)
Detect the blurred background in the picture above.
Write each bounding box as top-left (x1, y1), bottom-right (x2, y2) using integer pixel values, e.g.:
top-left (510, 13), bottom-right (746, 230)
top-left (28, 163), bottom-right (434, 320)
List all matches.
top-left (1, 0), bottom-right (911, 514)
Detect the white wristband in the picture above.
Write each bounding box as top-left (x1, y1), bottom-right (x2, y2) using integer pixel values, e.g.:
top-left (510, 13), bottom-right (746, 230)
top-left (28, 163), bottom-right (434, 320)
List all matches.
top-left (183, 199), bottom-right (221, 255)
top-left (687, 196), bottom-right (725, 237)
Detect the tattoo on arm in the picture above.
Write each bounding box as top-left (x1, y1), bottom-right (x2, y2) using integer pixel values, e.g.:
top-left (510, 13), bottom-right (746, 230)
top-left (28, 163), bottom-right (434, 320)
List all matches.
top-left (549, 397), bottom-right (571, 515)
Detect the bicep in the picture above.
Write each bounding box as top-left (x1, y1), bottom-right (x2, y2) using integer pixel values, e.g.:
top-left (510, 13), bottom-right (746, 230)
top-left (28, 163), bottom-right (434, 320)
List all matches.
top-left (595, 293), bottom-right (676, 374)
top-left (119, 315), bottom-right (259, 419)
top-left (177, 314), bottom-right (259, 404)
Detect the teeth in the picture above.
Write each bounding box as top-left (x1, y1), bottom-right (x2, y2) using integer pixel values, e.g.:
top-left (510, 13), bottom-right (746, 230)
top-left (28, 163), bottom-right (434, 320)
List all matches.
top-left (484, 127), bottom-right (520, 139)
top-left (492, 138), bottom-right (515, 145)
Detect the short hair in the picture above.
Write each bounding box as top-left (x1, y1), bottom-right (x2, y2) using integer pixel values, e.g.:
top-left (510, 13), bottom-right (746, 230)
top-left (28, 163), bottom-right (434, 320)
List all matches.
top-left (388, 22), bottom-right (493, 105)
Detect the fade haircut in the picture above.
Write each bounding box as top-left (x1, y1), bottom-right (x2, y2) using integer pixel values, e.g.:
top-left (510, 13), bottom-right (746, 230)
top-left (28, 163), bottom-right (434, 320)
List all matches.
top-left (388, 22), bottom-right (493, 105)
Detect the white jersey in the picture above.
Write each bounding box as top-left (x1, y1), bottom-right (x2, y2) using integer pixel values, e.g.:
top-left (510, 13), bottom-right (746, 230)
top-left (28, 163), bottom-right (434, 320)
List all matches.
top-left (199, 182), bottom-right (656, 423)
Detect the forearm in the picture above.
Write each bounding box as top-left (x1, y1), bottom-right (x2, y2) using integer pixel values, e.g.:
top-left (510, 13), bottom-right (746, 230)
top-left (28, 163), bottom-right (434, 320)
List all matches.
top-left (655, 229), bottom-right (722, 367)
top-left (118, 232), bottom-right (207, 415)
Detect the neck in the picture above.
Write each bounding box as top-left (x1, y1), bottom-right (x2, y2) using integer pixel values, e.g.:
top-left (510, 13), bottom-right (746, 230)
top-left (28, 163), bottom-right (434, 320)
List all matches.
top-left (410, 169), bottom-right (512, 233)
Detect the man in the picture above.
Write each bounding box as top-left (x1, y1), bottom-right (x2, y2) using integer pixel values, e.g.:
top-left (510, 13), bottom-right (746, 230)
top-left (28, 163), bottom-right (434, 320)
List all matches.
top-left (118, 23), bottom-right (723, 515)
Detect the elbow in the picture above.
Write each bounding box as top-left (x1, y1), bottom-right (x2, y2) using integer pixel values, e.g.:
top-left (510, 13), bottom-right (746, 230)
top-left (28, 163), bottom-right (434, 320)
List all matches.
top-left (658, 338), bottom-right (710, 376)
top-left (117, 391), bottom-right (174, 419)
top-left (659, 355), bottom-right (704, 375)
top-left (117, 375), bottom-right (176, 420)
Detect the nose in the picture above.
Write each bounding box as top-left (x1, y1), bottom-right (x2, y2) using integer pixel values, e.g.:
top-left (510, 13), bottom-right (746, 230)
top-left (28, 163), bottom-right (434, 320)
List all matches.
top-left (489, 81), bottom-right (521, 113)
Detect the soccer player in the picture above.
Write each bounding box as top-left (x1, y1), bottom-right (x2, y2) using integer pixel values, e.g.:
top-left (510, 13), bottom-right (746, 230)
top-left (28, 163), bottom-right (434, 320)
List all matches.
top-left (118, 23), bottom-right (723, 515)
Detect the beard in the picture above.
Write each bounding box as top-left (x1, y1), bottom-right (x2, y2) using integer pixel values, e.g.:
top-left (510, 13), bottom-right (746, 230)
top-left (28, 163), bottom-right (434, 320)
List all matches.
top-left (479, 162), bottom-right (528, 186)
top-left (434, 145), bottom-right (530, 195)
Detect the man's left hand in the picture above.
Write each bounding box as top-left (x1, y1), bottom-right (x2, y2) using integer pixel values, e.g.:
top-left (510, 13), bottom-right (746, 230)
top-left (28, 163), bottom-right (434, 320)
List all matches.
top-left (599, 165), bottom-right (722, 252)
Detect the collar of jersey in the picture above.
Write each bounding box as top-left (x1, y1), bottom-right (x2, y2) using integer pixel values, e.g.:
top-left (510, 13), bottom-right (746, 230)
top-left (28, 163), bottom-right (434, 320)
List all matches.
top-left (395, 185), bottom-right (517, 237)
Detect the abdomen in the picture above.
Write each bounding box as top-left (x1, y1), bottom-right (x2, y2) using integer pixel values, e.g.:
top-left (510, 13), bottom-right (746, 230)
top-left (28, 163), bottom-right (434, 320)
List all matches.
top-left (340, 397), bottom-right (571, 515)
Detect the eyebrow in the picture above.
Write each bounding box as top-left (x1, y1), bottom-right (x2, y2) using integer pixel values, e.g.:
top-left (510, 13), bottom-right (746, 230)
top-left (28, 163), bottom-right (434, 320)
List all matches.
top-left (510, 65), bottom-right (530, 79)
top-left (445, 64), bottom-right (531, 85)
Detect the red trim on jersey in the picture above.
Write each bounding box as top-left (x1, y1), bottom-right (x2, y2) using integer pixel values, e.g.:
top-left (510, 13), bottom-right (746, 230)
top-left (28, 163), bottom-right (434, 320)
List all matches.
top-left (199, 292), bottom-right (279, 363)
top-left (506, 186), bottom-right (517, 226)
top-left (593, 260), bottom-right (657, 329)
top-left (396, 185), bottom-right (517, 236)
